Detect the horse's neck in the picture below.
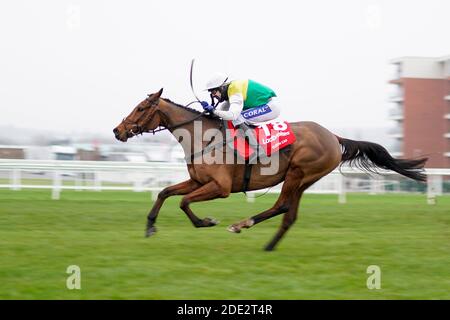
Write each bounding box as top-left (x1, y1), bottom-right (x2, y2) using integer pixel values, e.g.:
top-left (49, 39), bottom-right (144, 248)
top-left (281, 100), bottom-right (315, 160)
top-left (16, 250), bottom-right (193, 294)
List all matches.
top-left (163, 105), bottom-right (200, 130)
top-left (162, 102), bottom-right (219, 132)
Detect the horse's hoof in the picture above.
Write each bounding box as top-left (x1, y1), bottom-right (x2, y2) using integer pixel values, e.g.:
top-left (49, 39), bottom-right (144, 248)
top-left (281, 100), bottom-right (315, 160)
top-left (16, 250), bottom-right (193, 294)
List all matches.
top-left (203, 217), bottom-right (219, 227)
top-left (145, 226), bottom-right (157, 237)
top-left (227, 225), bottom-right (241, 233)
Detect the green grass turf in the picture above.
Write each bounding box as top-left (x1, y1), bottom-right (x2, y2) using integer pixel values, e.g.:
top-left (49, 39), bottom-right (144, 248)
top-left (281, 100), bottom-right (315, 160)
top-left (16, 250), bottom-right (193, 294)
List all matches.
top-left (0, 189), bottom-right (449, 299)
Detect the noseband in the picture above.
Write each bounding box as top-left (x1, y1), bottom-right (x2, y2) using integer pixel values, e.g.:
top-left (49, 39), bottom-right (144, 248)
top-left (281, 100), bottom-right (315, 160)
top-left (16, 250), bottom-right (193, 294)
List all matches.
top-left (120, 118), bottom-right (146, 137)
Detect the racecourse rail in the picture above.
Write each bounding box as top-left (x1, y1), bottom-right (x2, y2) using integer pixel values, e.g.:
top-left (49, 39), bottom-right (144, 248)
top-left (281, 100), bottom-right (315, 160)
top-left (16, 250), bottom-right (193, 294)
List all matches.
top-left (0, 159), bottom-right (448, 204)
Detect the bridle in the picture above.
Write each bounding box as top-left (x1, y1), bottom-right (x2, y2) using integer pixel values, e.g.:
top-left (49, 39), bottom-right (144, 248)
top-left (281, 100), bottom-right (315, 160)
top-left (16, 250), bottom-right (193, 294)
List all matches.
top-left (120, 97), bottom-right (209, 137)
top-left (120, 118), bottom-right (146, 137)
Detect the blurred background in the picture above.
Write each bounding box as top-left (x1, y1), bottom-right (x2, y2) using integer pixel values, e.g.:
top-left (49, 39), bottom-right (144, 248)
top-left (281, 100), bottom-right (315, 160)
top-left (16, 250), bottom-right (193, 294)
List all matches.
top-left (0, 0), bottom-right (449, 299)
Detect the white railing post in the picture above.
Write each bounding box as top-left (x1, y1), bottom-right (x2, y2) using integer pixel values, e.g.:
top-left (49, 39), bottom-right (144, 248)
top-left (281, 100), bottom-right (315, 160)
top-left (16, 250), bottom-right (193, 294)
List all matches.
top-left (246, 192), bottom-right (255, 203)
top-left (427, 175), bottom-right (436, 205)
top-left (427, 174), bottom-right (442, 205)
top-left (379, 176), bottom-right (385, 194)
top-left (133, 177), bottom-right (144, 192)
top-left (11, 169), bottom-right (21, 190)
top-left (370, 176), bottom-right (377, 195)
top-left (94, 172), bottom-right (101, 192)
top-left (151, 188), bottom-right (160, 201)
top-left (338, 174), bottom-right (346, 204)
top-left (52, 170), bottom-right (61, 200)
top-left (434, 174), bottom-right (443, 195)
top-left (74, 172), bottom-right (82, 191)
top-left (369, 176), bottom-right (385, 195)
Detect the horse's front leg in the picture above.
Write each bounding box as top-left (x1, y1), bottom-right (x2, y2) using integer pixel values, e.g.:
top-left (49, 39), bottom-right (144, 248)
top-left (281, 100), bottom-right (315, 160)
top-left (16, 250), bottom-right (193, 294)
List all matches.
top-left (179, 180), bottom-right (230, 228)
top-left (146, 179), bottom-right (201, 237)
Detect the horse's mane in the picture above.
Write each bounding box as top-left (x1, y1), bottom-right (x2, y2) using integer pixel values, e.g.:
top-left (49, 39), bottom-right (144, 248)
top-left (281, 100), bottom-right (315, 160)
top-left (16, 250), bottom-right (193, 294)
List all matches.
top-left (160, 98), bottom-right (221, 126)
top-left (161, 98), bottom-right (203, 115)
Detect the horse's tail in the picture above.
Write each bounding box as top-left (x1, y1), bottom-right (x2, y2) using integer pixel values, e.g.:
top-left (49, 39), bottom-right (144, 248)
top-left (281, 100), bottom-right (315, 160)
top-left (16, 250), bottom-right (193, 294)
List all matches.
top-left (336, 136), bottom-right (428, 182)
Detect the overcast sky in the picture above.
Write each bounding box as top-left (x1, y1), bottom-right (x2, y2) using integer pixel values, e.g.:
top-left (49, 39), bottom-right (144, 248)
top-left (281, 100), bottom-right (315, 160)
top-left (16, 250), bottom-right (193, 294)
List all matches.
top-left (1, 0), bottom-right (449, 138)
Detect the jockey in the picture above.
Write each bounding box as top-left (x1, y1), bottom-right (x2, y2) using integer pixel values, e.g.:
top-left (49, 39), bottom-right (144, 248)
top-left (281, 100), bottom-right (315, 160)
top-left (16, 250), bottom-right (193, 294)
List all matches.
top-left (201, 72), bottom-right (281, 127)
top-left (201, 73), bottom-right (281, 157)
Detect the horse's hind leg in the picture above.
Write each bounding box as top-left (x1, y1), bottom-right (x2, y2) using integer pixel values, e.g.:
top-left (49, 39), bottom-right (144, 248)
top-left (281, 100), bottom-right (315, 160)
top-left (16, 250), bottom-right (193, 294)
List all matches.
top-left (264, 190), bottom-right (302, 251)
top-left (227, 169), bottom-right (304, 233)
top-left (228, 169), bottom-right (319, 251)
top-left (227, 200), bottom-right (289, 233)
top-left (264, 179), bottom-right (319, 251)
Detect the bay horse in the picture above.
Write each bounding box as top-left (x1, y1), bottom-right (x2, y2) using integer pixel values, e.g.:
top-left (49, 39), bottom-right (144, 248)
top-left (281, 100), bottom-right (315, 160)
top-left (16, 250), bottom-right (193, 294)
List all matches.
top-left (113, 88), bottom-right (427, 251)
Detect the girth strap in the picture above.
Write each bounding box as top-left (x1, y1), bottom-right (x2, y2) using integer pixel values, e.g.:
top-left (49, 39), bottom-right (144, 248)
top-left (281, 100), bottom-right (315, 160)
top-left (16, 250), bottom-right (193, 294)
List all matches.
top-left (242, 163), bottom-right (253, 193)
top-left (186, 138), bottom-right (234, 162)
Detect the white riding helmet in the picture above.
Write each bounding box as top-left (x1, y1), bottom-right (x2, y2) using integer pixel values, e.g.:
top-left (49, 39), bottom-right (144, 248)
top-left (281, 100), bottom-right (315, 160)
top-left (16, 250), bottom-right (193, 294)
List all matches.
top-left (204, 72), bottom-right (231, 91)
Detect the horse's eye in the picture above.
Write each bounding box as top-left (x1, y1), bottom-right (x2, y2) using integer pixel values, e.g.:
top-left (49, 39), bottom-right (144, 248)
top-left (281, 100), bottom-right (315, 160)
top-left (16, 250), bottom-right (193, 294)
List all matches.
top-left (137, 107), bottom-right (144, 112)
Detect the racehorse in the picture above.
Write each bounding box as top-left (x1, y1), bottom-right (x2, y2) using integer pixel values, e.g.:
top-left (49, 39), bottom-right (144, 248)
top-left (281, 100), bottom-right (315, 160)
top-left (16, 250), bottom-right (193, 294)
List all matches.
top-left (113, 88), bottom-right (427, 251)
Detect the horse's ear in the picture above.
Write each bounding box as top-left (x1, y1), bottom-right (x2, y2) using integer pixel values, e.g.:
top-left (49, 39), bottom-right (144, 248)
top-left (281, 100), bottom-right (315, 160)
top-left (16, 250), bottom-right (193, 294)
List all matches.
top-left (155, 88), bottom-right (163, 98)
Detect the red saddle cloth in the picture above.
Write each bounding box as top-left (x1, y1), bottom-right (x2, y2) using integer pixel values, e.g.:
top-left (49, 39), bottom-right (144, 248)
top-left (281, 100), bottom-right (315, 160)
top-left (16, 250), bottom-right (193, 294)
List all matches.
top-left (226, 121), bottom-right (296, 160)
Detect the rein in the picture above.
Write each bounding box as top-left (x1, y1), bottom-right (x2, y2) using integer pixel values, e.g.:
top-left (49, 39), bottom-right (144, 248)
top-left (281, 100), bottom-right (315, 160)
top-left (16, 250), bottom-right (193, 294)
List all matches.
top-left (120, 100), bottom-right (211, 137)
top-left (149, 101), bottom-right (209, 134)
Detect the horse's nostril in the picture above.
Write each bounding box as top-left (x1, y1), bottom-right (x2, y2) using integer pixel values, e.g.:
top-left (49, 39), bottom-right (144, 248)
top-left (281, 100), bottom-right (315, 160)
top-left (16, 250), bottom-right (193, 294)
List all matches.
top-left (113, 128), bottom-right (119, 134)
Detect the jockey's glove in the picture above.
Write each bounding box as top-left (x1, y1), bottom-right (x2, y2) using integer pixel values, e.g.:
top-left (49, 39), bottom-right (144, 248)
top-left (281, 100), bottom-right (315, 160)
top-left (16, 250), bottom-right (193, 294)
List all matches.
top-left (200, 101), bottom-right (214, 112)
